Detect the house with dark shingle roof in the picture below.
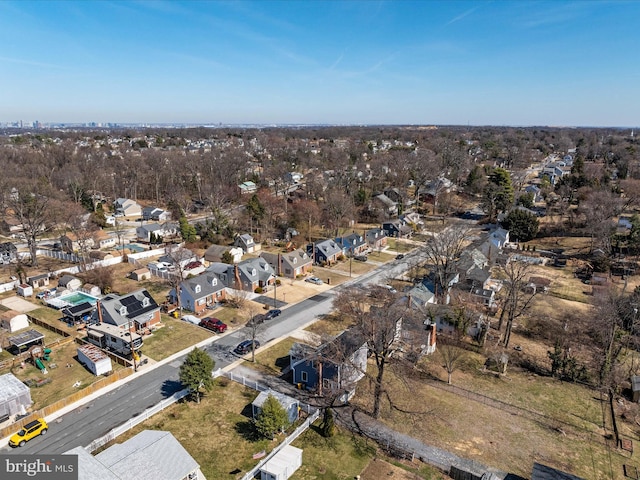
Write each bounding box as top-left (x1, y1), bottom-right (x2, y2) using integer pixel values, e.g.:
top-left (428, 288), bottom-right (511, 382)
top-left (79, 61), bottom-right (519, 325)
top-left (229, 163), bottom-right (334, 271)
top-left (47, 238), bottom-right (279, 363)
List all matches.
top-left (173, 272), bottom-right (227, 314)
top-left (93, 289), bottom-right (160, 332)
top-left (335, 232), bottom-right (368, 256)
top-left (260, 249), bottom-right (312, 279)
top-left (308, 239), bottom-right (342, 265)
top-left (365, 227), bottom-right (387, 250)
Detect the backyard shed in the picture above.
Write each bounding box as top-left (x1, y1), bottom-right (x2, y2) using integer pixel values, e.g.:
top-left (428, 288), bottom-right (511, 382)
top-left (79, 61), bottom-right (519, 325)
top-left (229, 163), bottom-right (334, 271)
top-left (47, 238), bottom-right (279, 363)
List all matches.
top-left (82, 283), bottom-right (102, 296)
top-left (0, 373), bottom-right (32, 420)
top-left (130, 268), bottom-right (151, 282)
top-left (0, 310), bottom-right (29, 333)
top-left (58, 275), bottom-right (82, 291)
top-left (77, 344), bottom-right (113, 376)
top-left (252, 389), bottom-right (299, 425)
top-left (17, 284), bottom-right (33, 297)
top-left (259, 445), bottom-right (303, 480)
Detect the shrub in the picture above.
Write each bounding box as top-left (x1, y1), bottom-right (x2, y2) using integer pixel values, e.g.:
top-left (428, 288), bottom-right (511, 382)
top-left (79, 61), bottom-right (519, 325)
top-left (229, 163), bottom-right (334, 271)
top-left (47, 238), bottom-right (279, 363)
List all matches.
top-left (255, 287), bottom-right (264, 294)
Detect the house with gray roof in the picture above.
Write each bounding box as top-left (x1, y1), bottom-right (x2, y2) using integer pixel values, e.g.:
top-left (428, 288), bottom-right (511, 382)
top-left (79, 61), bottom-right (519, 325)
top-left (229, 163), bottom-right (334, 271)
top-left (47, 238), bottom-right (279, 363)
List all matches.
top-left (65, 430), bottom-right (200, 480)
top-left (173, 272), bottom-right (227, 315)
top-left (204, 244), bottom-right (243, 264)
top-left (234, 233), bottom-right (259, 253)
top-left (335, 233), bottom-right (368, 256)
top-left (372, 193), bottom-right (398, 217)
top-left (382, 219), bottom-right (413, 238)
top-left (113, 198), bottom-right (142, 218)
top-left (136, 222), bottom-right (178, 242)
top-left (207, 257), bottom-right (275, 292)
top-left (93, 289), bottom-right (160, 332)
top-left (308, 239), bottom-right (342, 265)
top-left (365, 227), bottom-right (387, 250)
top-left (141, 206), bottom-right (171, 222)
top-left (260, 249), bottom-right (312, 279)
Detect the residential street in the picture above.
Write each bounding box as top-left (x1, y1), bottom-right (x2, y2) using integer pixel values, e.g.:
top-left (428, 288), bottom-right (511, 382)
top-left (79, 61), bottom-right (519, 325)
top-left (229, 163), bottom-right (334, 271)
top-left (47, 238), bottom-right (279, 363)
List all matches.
top-left (0, 247), bottom-right (421, 455)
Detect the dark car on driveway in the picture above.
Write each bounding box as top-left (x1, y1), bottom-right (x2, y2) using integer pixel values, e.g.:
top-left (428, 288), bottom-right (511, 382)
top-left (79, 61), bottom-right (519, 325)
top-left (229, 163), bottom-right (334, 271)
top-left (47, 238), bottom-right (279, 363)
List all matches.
top-left (354, 255), bottom-right (368, 262)
top-left (234, 339), bottom-right (260, 355)
top-left (395, 254), bottom-right (405, 260)
top-left (265, 309), bottom-right (282, 320)
top-left (200, 317), bottom-right (227, 333)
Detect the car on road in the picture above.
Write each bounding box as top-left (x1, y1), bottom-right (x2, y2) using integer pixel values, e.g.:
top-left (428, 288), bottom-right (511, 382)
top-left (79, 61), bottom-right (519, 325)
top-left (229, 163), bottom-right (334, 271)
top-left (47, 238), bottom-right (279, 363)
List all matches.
top-left (265, 309), bottom-right (282, 320)
top-left (234, 339), bottom-right (260, 355)
top-left (354, 255), bottom-right (368, 262)
top-left (395, 254), bottom-right (405, 260)
top-left (200, 317), bottom-right (227, 333)
top-left (182, 315), bottom-right (201, 325)
top-left (9, 418), bottom-right (48, 447)
top-left (305, 276), bottom-right (323, 285)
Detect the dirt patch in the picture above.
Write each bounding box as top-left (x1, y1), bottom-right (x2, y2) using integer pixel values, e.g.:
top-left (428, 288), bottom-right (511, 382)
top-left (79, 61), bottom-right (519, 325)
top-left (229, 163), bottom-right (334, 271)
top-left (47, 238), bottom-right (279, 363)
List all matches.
top-left (360, 457), bottom-right (425, 480)
top-left (0, 296), bottom-right (40, 313)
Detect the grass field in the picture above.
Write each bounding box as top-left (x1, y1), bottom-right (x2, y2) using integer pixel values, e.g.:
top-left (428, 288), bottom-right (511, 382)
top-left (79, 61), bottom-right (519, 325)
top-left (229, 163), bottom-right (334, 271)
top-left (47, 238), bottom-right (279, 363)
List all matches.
top-left (244, 337), bottom-right (296, 377)
top-left (352, 356), bottom-right (637, 479)
top-left (141, 315), bottom-right (213, 361)
top-left (96, 379), bottom-right (380, 479)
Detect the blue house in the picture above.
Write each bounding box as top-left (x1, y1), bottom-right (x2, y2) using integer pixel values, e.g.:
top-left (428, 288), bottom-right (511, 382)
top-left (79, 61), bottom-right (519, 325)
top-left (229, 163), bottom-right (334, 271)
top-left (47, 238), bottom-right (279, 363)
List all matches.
top-left (335, 233), bottom-right (368, 256)
top-left (307, 239), bottom-right (342, 265)
top-left (290, 329), bottom-right (368, 402)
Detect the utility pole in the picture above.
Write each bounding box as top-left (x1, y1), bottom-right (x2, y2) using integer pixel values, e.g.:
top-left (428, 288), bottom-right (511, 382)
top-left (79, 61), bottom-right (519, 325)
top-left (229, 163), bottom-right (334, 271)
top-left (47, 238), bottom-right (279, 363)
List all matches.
top-left (273, 276), bottom-right (277, 308)
top-left (129, 318), bottom-right (138, 372)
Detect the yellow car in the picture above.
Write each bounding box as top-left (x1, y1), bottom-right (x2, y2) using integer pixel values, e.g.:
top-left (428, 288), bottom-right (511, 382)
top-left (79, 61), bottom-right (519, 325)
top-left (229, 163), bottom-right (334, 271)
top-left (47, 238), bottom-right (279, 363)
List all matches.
top-left (9, 418), bottom-right (48, 447)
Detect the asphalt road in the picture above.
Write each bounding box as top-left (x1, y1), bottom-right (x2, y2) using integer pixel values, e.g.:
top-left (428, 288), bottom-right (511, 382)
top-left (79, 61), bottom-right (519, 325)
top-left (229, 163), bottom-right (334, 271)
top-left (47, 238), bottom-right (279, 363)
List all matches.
top-left (0, 249), bottom-right (421, 455)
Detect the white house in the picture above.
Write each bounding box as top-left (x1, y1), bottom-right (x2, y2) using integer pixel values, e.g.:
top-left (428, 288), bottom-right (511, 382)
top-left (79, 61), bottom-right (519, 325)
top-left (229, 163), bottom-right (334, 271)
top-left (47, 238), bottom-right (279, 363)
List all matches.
top-left (260, 445), bottom-right (303, 480)
top-left (113, 198), bottom-right (142, 218)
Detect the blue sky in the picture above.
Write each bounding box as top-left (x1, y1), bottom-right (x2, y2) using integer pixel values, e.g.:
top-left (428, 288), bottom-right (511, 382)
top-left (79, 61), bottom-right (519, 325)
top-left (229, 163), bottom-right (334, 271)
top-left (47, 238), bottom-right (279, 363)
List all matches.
top-left (1, 0), bottom-right (639, 127)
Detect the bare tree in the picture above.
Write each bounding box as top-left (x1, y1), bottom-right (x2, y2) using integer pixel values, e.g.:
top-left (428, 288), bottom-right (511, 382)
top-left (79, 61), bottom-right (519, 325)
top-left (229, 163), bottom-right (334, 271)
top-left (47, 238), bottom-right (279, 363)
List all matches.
top-left (496, 258), bottom-right (537, 348)
top-left (419, 225), bottom-right (469, 301)
top-left (333, 286), bottom-right (416, 419)
top-left (8, 186), bottom-right (52, 267)
top-left (163, 245), bottom-right (196, 316)
top-left (64, 202), bottom-right (98, 272)
top-left (438, 337), bottom-right (467, 384)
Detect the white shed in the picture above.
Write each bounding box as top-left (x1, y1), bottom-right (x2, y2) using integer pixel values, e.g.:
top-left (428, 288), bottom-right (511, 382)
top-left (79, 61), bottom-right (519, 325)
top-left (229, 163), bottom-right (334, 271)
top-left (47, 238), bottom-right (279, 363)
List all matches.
top-left (260, 445), bottom-right (303, 480)
top-left (0, 373), bottom-right (32, 420)
top-left (77, 344), bottom-right (113, 376)
top-left (17, 284), bottom-right (33, 297)
top-left (58, 275), bottom-right (82, 291)
top-left (0, 310), bottom-right (29, 333)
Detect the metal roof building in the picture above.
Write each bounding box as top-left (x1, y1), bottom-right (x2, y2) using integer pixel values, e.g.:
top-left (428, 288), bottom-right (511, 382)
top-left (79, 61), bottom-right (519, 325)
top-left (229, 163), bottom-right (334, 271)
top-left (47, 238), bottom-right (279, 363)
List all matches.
top-left (0, 373), bottom-right (32, 418)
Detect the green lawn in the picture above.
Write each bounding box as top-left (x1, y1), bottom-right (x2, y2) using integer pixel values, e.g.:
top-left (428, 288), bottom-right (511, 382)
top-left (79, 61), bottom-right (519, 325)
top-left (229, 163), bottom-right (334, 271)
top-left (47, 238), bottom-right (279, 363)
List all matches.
top-left (142, 316), bottom-right (213, 361)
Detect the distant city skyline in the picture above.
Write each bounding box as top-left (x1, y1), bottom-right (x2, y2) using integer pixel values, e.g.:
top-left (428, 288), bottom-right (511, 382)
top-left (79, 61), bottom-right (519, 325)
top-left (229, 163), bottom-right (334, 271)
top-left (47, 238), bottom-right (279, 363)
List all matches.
top-left (2, 1), bottom-right (639, 128)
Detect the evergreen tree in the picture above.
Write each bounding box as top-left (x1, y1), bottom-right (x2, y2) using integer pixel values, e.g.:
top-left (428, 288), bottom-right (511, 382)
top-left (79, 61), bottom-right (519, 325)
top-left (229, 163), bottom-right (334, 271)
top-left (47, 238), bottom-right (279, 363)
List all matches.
top-left (488, 167), bottom-right (514, 214)
top-left (321, 408), bottom-right (336, 437)
top-left (503, 209), bottom-right (539, 242)
top-left (179, 216), bottom-right (197, 242)
top-left (254, 395), bottom-right (290, 439)
top-left (179, 348), bottom-right (215, 403)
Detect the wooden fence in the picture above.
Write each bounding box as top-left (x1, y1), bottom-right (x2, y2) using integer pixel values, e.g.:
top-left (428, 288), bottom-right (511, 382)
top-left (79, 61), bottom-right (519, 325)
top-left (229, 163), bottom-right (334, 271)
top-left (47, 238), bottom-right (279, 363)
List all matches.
top-left (0, 367), bottom-right (132, 440)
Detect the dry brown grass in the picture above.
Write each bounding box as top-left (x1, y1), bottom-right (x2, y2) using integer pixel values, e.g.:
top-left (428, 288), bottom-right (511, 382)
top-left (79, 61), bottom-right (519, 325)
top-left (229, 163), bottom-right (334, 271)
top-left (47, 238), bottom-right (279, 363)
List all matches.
top-left (352, 355), bottom-right (636, 479)
top-left (141, 316), bottom-right (214, 361)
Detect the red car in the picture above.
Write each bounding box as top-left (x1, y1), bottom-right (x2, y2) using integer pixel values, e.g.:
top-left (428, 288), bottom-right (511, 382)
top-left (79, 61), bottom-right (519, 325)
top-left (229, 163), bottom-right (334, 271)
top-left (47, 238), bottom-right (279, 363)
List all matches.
top-left (200, 317), bottom-right (227, 333)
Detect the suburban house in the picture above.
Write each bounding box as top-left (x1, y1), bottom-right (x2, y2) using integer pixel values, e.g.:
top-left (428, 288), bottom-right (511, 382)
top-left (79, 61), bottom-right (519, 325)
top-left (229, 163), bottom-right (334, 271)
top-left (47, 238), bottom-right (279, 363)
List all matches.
top-left (365, 227), bottom-right (387, 251)
top-left (290, 329), bottom-right (368, 402)
top-left (418, 176), bottom-right (454, 204)
top-left (372, 193), bottom-right (398, 217)
top-left (260, 249), bottom-right (313, 279)
top-left (238, 181), bottom-right (258, 194)
top-left (477, 228), bottom-right (510, 262)
top-left (235, 257), bottom-right (276, 292)
top-left (95, 230), bottom-right (117, 250)
top-left (382, 219), bottom-right (413, 238)
top-left (252, 389), bottom-right (299, 425)
top-left (113, 198), bottom-right (142, 218)
top-left (142, 206), bottom-right (171, 221)
top-left (204, 244), bottom-right (243, 264)
top-left (308, 239), bottom-right (342, 265)
top-left (335, 233), bottom-right (368, 257)
top-left (93, 289), bottom-right (161, 333)
top-left (0, 242), bottom-right (17, 264)
top-left (524, 184), bottom-right (543, 203)
top-left (173, 272), bottom-right (227, 314)
top-left (406, 273), bottom-right (460, 307)
top-left (65, 430), bottom-right (200, 480)
top-left (540, 162), bottom-right (572, 185)
top-left (158, 249), bottom-right (198, 270)
top-left (136, 222), bottom-right (178, 242)
top-left (234, 233), bottom-right (259, 253)
top-left (401, 212), bottom-right (424, 230)
top-left (58, 275), bottom-right (82, 292)
top-left (60, 232), bottom-right (94, 253)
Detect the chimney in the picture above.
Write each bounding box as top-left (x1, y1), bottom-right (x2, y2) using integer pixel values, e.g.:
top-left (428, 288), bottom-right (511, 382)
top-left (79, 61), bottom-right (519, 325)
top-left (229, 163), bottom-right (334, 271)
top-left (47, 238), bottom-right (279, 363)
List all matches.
top-left (96, 300), bottom-right (103, 325)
